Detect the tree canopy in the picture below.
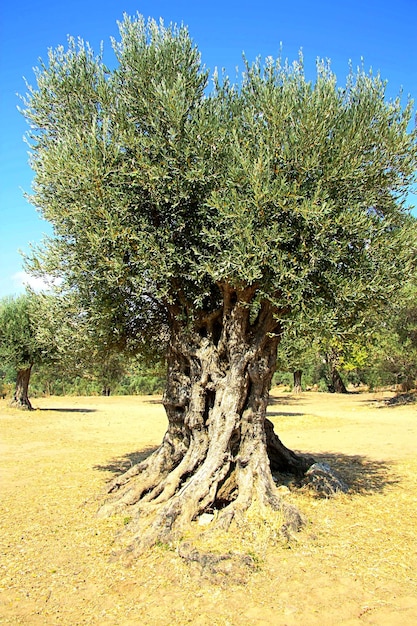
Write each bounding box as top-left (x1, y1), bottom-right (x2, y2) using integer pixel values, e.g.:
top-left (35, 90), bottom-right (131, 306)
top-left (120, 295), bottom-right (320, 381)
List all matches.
top-left (24, 15), bottom-right (416, 336)
top-left (22, 14), bottom-right (417, 554)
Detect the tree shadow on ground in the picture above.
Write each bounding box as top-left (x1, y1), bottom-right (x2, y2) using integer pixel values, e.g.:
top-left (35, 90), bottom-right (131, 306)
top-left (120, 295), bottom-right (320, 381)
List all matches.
top-left (38, 407), bottom-right (97, 413)
top-left (286, 451), bottom-right (401, 495)
top-left (268, 411), bottom-right (306, 418)
top-left (268, 395), bottom-right (304, 406)
top-left (93, 446), bottom-right (158, 475)
top-left (362, 391), bottom-right (417, 408)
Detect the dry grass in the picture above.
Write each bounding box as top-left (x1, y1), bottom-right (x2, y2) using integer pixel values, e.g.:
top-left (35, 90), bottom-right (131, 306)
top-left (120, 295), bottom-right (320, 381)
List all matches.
top-left (1, 389), bottom-right (417, 625)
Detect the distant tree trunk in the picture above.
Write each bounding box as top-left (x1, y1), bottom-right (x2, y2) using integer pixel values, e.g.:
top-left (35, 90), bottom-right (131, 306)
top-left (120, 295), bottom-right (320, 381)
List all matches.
top-left (99, 287), bottom-right (314, 555)
top-left (331, 367), bottom-right (348, 394)
top-left (10, 366), bottom-right (33, 410)
top-left (326, 351), bottom-right (348, 394)
top-left (293, 370), bottom-right (303, 393)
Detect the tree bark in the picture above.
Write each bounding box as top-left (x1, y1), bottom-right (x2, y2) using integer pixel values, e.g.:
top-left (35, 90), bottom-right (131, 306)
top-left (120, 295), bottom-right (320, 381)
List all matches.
top-left (98, 288), bottom-right (314, 554)
top-left (293, 370), bottom-right (303, 393)
top-left (10, 366), bottom-right (33, 410)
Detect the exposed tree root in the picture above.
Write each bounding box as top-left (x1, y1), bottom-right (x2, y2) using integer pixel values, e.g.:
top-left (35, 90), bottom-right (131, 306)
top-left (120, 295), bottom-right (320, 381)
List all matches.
top-left (265, 418), bottom-right (315, 474)
top-left (98, 422), bottom-right (312, 557)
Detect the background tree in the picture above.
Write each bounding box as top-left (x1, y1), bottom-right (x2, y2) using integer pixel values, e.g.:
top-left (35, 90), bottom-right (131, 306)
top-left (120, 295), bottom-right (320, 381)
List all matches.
top-left (365, 281), bottom-right (417, 391)
top-left (278, 214), bottom-right (417, 394)
top-left (322, 216), bottom-right (417, 392)
top-left (15, 285), bottom-right (168, 398)
top-left (23, 15), bottom-right (417, 553)
top-left (0, 294), bottom-right (54, 409)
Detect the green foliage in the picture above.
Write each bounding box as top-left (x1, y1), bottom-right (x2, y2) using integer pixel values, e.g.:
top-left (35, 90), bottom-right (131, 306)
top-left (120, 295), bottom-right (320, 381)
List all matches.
top-left (363, 282), bottom-right (417, 390)
top-left (0, 294), bottom-right (44, 371)
top-left (119, 359), bottom-right (165, 395)
top-left (21, 14), bottom-right (417, 360)
top-left (28, 355), bottom-right (165, 397)
top-left (0, 288), bottom-right (167, 398)
top-left (276, 327), bottom-right (320, 374)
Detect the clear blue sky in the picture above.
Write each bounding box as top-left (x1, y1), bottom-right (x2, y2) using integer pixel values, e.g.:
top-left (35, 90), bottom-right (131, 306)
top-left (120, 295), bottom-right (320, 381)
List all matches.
top-left (1, 0), bottom-right (416, 298)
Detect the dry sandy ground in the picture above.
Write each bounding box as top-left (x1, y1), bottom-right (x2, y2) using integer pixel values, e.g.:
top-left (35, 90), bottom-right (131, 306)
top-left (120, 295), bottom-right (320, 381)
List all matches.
top-left (1, 389), bottom-right (417, 625)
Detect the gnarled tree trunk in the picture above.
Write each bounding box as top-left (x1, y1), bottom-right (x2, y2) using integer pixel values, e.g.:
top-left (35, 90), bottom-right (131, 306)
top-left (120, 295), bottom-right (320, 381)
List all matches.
top-left (99, 287), bottom-right (314, 554)
top-left (10, 366), bottom-right (33, 410)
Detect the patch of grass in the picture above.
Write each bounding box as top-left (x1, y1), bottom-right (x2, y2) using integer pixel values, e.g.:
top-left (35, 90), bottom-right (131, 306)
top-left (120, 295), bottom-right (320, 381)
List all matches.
top-left (155, 540), bottom-right (174, 551)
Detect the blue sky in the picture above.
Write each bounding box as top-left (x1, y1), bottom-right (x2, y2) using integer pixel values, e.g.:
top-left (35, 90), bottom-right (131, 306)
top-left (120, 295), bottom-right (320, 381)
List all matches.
top-left (1, 0), bottom-right (416, 298)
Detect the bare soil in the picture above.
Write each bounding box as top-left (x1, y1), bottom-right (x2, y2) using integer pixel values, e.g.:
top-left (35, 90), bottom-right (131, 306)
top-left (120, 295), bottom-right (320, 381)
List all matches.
top-left (1, 388), bottom-right (416, 625)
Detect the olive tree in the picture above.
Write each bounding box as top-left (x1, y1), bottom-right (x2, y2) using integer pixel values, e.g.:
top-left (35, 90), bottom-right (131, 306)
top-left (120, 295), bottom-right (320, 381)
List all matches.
top-left (22, 15), bottom-right (417, 553)
top-left (0, 294), bottom-right (50, 409)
